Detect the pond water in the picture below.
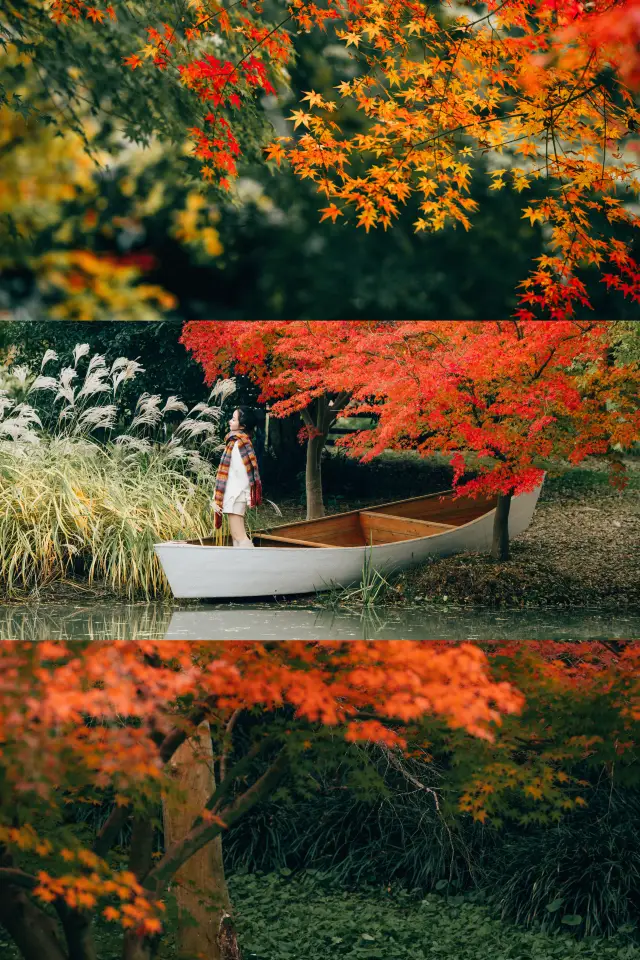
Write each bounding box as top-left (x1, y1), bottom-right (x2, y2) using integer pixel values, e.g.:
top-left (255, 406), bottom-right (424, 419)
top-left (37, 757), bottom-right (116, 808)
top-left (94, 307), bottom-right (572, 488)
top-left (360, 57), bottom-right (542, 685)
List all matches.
top-left (0, 602), bottom-right (638, 640)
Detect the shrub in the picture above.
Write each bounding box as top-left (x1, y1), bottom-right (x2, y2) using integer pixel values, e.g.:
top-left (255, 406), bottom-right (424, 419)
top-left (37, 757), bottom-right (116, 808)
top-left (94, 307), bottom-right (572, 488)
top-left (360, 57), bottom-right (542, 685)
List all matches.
top-left (488, 789), bottom-right (640, 939)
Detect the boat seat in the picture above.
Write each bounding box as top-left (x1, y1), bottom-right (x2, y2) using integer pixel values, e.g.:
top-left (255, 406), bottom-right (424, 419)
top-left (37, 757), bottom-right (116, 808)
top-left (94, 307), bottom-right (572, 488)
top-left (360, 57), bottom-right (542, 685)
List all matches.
top-left (359, 511), bottom-right (457, 544)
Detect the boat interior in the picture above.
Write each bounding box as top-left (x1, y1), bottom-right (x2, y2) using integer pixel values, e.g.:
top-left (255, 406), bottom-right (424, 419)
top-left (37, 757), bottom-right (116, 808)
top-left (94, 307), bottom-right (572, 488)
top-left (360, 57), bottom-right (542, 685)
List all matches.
top-left (186, 491), bottom-right (498, 549)
top-left (244, 490), bottom-right (499, 549)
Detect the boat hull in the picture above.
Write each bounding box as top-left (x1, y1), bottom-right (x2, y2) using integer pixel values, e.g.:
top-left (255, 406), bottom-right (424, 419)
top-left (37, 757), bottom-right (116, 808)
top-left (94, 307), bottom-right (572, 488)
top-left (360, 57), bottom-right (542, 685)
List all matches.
top-left (154, 485), bottom-right (542, 599)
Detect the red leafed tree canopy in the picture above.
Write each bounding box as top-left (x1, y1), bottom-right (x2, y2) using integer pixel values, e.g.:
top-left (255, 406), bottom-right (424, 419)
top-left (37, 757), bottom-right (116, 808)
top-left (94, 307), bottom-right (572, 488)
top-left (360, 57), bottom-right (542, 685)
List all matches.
top-left (0, 641), bottom-right (520, 943)
top-left (1, 640), bottom-right (640, 960)
top-left (182, 321), bottom-right (640, 517)
top-left (26, 0), bottom-right (640, 317)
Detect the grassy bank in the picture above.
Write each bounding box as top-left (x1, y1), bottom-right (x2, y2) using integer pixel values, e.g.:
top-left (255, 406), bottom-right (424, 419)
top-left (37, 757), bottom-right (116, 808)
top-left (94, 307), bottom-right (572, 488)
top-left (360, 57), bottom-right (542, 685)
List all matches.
top-left (1, 447), bottom-right (637, 608)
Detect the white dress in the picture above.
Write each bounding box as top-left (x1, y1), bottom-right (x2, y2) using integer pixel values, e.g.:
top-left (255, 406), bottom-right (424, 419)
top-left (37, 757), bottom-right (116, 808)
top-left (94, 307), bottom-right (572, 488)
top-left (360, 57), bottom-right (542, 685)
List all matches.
top-left (222, 441), bottom-right (251, 515)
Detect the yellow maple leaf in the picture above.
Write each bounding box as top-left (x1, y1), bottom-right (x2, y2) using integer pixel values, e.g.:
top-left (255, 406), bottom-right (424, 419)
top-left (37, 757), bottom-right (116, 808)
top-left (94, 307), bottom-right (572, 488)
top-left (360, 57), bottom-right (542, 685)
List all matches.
top-left (302, 90), bottom-right (326, 109)
top-left (319, 203), bottom-right (343, 223)
top-left (288, 110), bottom-right (312, 130)
top-left (522, 206), bottom-right (545, 225)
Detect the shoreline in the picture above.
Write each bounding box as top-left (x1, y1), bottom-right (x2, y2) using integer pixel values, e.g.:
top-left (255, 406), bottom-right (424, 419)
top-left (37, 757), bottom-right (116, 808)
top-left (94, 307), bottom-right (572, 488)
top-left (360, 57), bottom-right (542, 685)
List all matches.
top-left (1, 466), bottom-right (638, 613)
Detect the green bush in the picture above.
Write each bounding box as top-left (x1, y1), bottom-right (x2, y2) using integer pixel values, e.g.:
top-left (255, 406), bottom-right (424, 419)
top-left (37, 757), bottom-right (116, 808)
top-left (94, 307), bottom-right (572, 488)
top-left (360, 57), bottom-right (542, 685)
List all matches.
top-left (488, 791), bottom-right (640, 939)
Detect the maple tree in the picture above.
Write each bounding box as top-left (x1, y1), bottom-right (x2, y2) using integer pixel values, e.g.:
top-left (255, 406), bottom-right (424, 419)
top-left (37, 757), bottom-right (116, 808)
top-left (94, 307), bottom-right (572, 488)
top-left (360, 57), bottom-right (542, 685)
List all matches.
top-left (180, 321), bottom-right (361, 518)
top-left (0, 639), bottom-right (525, 960)
top-left (6, 0), bottom-right (639, 318)
top-left (182, 320), bottom-right (640, 558)
top-left (1, 640), bottom-right (639, 960)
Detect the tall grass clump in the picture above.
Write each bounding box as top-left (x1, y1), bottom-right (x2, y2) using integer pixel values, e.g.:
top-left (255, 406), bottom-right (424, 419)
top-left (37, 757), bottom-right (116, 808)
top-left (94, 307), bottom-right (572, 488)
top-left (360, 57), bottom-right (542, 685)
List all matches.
top-left (0, 344), bottom-right (239, 598)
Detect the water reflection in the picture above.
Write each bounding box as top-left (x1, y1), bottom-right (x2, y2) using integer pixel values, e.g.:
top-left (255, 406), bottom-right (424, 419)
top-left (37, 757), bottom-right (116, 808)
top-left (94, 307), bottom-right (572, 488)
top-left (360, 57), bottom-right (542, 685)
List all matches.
top-left (0, 602), bottom-right (638, 640)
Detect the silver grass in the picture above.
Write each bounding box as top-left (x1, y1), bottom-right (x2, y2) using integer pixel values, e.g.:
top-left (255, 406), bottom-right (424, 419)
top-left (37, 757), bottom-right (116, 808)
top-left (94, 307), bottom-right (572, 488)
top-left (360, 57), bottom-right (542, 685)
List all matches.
top-left (176, 419), bottom-right (219, 438)
top-left (75, 405), bottom-right (118, 431)
top-left (113, 360), bottom-right (145, 393)
top-left (210, 378), bottom-right (236, 401)
top-left (0, 421), bottom-right (39, 442)
top-left (87, 354), bottom-right (107, 374)
top-left (11, 365), bottom-right (31, 386)
top-left (77, 368), bottom-right (111, 399)
top-left (56, 386), bottom-right (76, 406)
top-left (130, 393), bottom-right (163, 429)
top-left (162, 396), bottom-right (189, 414)
top-left (13, 404), bottom-right (42, 428)
top-left (110, 356), bottom-right (130, 374)
top-left (73, 343), bottom-right (90, 365)
top-left (114, 436), bottom-right (153, 453)
top-left (189, 403), bottom-right (222, 421)
top-left (163, 443), bottom-right (188, 460)
top-left (0, 396), bottom-right (16, 417)
top-left (29, 375), bottom-right (59, 394)
top-left (186, 452), bottom-right (212, 473)
top-left (41, 349), bottom-right (58, 370)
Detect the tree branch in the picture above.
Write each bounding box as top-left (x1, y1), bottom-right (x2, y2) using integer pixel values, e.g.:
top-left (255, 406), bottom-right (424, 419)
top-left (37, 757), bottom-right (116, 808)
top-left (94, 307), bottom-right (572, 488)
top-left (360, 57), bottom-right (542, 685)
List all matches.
top-left (92, 806), bottom-right (129, 858)
top-left (218, 709), bottom-right (242, 784)
top-left (0, 868), bottom-right (38, 890)
top-left (144, 749), bottom-right (289, 892)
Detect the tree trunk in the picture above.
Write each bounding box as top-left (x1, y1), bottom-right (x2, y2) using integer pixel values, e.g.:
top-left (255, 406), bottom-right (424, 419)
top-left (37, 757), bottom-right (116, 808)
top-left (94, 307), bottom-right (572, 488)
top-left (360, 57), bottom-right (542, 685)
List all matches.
top-left (0, 885), bottom-right (68, 960)
top-left (122, 934), bottom-right (156, 960)
top-left (305, 432), bottom-right (326, 520)
top-left (162, 722), bottom-right (236, 960)
top-left (58, 907), bottom-right (98, 960)
top-left (491, 492), bottom-right (512, 560)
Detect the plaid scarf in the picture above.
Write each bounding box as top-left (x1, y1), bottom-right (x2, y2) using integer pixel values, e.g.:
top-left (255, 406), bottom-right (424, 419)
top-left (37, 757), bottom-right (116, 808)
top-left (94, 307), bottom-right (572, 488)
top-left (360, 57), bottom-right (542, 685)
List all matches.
top-left (214, 430), bottom-right (262, 529)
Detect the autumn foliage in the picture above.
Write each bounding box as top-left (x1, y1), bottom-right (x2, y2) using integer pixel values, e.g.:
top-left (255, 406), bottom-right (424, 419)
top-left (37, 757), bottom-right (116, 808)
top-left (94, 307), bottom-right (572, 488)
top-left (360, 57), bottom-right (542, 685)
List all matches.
top-left (38, 0), bottom-right (640, 318)
top-left (0, 640), bottom-right (522, 959)
top-left (1, 640), bottom-right (640, 960)
top-left (182, 320), bottom-right (640, 553)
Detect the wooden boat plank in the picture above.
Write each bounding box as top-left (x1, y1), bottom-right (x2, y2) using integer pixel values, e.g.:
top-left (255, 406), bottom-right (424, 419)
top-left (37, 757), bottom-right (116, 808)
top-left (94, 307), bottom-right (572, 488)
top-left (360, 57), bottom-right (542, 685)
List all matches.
top-left (263, 489), bottom-right (498, 537)
top-left (360, 511), bottom-right (456, 531)
top-left (262, 492), bottom-right (458, 534)
top-left (256, 534), bottom-right (334, 549)
top-left (359, 511), bottom-right (457, 544)
top-left (270, 514), bottom-right (366, 546)
top-left (368, 496), bottom-right (497, 525)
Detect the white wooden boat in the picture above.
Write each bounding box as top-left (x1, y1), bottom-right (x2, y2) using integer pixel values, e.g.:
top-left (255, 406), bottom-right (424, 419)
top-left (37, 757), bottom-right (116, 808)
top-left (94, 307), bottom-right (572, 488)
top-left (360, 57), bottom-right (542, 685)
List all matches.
top-left (154, 483), bottom-right (543, 600)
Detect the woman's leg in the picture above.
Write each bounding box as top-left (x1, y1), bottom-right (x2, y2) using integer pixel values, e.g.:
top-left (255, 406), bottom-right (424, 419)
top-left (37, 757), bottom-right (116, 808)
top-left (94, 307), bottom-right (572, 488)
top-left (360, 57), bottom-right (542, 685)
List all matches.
top-left (227, 512), bottom-right (252, 546)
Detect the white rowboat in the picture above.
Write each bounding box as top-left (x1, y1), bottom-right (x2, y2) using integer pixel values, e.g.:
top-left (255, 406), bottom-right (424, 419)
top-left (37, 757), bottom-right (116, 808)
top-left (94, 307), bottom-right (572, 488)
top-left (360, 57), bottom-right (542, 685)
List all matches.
top-left (154, 483), bottom-right (543, 600)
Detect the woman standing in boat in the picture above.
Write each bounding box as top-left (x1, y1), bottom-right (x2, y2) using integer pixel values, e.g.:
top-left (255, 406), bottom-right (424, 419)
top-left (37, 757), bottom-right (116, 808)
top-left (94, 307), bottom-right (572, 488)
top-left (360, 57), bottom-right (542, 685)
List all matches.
top-left (214, 406), bottom-right (263, 547)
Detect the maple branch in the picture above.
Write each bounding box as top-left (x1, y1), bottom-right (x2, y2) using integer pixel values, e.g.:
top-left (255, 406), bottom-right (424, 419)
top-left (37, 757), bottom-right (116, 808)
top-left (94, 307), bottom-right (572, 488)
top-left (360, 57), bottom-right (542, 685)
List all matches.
top-left (0, 868), bottom-right (37, 891)
top-left (218, 708), bottom-right (242, 784)
top-left (209, 739), bottom-right (269, 814)
top-left (143, 748), bottom-right (289, 893)
top-left (300, 406), bottom-right (316, 431)
top-left (92, 805), bottom-right (129, 858)
top-left (128, 815), bottom-right (155, 882)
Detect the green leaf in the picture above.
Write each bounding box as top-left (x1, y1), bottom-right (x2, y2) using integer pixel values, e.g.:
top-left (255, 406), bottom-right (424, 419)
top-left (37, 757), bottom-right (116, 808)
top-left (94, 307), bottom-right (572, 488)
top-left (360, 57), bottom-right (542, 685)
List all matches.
top-left (545, 900), bottom-right (564, 913)
top-left (561, 915), bottom-right (583, 927)
top-left (435, 880), bottom-right (449, 891)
